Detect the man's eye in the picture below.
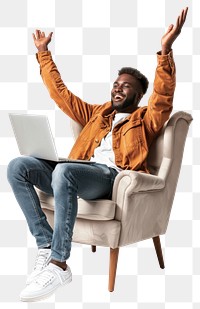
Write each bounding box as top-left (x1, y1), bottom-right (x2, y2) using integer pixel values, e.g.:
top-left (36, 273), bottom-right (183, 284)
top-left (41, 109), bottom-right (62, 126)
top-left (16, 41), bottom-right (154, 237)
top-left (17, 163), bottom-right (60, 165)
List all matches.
top-left (123, 84), bottom-right (130, 88)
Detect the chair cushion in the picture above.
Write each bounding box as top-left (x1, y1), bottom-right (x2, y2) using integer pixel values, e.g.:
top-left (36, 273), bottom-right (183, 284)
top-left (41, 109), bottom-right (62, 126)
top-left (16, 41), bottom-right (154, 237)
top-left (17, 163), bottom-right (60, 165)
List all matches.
top-left (77, 198), bottom-right (116, 221)
top-left (37, 189), bottom-right (116, 221)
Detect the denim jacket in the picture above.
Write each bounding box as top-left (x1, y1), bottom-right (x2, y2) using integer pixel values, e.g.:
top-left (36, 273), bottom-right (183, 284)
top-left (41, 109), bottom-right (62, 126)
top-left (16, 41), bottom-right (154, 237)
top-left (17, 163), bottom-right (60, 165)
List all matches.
top-left (36, 50), bottom-right (176, 172)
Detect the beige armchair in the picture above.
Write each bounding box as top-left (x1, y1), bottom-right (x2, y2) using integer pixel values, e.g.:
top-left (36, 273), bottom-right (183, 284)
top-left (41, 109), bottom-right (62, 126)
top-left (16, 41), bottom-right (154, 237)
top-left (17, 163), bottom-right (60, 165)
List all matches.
top-left (36, 111), bottom-right (192, 292)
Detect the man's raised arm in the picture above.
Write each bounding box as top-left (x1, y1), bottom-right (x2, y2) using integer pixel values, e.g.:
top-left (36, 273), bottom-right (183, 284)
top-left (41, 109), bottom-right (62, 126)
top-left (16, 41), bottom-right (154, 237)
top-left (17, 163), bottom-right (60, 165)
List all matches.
top-left (32, 30), bottom-right (94, 126)
top-left (161, 7), bottom-right (188, 55)
top-left (144, 7), bottom-right (189, 138)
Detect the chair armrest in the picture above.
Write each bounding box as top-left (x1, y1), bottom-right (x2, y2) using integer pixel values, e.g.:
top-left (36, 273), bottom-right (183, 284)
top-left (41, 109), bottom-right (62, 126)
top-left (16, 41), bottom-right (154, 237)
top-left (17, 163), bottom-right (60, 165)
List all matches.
top-left (112, 170), bottom-right (165, 199)
top-left (112, 171), bottom-right (167, 246)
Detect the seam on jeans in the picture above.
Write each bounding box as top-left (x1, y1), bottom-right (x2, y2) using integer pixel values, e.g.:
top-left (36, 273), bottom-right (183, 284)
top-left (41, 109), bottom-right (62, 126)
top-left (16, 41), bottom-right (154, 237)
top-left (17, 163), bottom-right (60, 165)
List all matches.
top-left (58, 186), bottom-right (75, 262)
top-left (62, 192), bottom-right (74, 261)
top-left (24, 182), bottom-right (52, 244)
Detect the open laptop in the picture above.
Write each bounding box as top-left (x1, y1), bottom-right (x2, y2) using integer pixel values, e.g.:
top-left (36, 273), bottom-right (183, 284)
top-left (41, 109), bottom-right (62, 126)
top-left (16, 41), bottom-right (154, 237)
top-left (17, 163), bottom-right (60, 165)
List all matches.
top-left (9, 113), bottom-right (94, 164)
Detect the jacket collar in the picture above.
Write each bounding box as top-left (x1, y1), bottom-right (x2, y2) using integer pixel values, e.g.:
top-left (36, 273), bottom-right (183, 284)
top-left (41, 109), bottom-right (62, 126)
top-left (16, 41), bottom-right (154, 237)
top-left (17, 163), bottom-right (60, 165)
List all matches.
top-left (101, 101), bottom-right (147, 122)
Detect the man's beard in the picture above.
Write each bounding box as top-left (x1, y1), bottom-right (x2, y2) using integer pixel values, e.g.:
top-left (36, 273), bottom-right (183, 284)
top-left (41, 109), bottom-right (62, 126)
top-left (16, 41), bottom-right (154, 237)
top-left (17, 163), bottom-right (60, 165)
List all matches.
top-left (111, 95), bottom-right (137, 112)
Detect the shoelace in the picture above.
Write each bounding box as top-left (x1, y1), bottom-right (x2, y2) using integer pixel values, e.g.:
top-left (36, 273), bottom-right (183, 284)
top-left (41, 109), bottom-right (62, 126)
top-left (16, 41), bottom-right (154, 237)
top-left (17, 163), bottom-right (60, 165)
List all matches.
top-left (33, 250), bottom-right (50, 271)
top-left (34, 269), bottom-right (55, 287)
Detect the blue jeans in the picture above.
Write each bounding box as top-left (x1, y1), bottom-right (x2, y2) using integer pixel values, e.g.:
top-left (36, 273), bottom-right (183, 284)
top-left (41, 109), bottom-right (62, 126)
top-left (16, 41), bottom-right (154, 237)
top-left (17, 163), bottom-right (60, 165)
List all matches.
top-left (7, 156), bottom-right (118, 262)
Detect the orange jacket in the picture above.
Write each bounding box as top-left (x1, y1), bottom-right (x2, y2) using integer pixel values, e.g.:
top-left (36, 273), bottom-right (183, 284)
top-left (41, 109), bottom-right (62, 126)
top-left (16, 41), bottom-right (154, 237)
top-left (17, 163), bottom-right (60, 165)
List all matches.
top-left (37, 51), bottom-right (176, 173)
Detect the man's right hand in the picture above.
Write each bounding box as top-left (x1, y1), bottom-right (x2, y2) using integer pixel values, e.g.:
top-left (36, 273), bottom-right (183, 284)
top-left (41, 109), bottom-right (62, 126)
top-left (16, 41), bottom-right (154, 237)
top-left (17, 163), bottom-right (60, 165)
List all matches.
top-left (32, 30), bottom-right (53, 52)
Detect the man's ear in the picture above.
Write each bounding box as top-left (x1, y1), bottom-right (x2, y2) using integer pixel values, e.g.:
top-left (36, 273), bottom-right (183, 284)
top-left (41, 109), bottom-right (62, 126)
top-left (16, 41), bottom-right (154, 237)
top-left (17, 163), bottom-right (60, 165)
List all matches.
top-left (137, 93), bottom-right (143, 104)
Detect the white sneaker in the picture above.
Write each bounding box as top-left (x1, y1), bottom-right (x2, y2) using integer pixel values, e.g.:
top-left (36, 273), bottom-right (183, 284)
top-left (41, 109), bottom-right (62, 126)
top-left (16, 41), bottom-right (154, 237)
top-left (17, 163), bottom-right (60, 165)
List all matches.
top-left (26, 248), bottom-right (51, 285)
top-left (20, 263), bottom-right (72, 302)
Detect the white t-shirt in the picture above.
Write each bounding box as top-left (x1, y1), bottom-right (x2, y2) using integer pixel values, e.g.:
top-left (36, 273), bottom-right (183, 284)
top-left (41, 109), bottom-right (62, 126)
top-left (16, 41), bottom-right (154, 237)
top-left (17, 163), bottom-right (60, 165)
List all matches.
top-left (90, 113), bottom-right (130, 172)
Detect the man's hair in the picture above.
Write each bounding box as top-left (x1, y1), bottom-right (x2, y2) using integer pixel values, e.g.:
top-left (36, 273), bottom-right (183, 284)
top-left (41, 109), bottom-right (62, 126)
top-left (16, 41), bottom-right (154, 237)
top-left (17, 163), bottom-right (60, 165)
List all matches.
top-left (118, 67), bottom-right (149, 95)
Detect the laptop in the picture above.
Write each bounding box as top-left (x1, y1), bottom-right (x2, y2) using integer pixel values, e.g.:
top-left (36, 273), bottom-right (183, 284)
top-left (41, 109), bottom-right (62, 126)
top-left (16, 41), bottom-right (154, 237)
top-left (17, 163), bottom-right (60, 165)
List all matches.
top-left (9, 113), bottom-right (94, 164)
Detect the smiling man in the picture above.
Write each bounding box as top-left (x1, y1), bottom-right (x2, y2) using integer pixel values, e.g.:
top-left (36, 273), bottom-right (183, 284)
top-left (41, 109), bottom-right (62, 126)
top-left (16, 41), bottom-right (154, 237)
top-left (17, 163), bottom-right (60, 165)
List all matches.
top-left (111, 68), bottom-right (146, 113)
top-left (7, 8), bottom-right (188, 302)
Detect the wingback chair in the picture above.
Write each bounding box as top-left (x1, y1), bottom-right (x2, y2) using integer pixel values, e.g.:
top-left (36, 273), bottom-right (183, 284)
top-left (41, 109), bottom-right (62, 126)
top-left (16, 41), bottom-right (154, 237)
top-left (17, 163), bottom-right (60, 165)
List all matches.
top-left (36, 111), bottom-right (192, 292)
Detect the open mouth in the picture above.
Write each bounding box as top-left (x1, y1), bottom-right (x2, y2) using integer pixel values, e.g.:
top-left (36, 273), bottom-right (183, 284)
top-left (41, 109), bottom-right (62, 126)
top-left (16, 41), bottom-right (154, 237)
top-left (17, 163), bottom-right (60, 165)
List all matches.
top-left (113, 94), bottom-right (125, 102)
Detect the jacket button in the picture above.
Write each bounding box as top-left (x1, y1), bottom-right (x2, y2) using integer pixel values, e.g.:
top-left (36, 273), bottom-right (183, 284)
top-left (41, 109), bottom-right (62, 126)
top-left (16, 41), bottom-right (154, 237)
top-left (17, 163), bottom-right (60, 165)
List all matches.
top-left (95, 139), bottom-right (99, 143)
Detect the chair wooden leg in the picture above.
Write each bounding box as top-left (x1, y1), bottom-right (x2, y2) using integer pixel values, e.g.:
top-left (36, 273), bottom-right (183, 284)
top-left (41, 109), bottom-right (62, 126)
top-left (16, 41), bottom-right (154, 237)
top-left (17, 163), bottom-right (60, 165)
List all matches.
top-left (108, 247), bottom-right (119, 292)
top-left (153, 236), bottom-right (165, 269)
top-left (91, 245), bottom-right (96, 252)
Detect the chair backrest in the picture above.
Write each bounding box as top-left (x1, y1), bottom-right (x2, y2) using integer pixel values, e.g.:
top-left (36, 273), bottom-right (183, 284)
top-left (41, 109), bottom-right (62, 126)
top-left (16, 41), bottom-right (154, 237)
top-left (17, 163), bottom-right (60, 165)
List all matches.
top-left (147, 111), bottom-right (192, 179)
top-left (70, 111), bottom-right (193, 181)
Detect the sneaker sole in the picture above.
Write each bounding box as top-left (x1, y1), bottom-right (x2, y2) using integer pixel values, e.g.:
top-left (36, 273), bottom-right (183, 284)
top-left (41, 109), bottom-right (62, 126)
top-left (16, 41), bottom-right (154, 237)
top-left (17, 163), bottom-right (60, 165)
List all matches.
top-left (20, 276), bottom-right (72, 302)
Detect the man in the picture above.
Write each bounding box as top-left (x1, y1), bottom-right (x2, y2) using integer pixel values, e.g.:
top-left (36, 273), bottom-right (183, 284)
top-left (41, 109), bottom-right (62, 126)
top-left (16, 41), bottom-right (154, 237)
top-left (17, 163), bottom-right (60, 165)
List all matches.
top-left (7, 7), bottom-right (188, 302)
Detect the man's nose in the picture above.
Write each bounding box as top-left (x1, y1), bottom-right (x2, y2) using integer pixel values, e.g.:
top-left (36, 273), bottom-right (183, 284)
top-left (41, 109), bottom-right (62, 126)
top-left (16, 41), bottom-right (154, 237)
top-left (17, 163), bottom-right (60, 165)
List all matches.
top-left (115, 85), bottom-right (123, 92)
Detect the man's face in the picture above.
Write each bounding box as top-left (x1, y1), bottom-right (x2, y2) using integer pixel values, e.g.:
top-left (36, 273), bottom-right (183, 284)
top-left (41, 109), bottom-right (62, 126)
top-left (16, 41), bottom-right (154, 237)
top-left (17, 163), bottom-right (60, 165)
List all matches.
top-left (111, 73), bottom-right (142, 113)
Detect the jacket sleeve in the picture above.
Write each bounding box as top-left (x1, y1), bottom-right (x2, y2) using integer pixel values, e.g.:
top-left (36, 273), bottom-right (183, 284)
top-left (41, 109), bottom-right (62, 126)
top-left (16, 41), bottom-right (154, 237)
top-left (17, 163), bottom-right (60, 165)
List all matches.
top-left (144, 50), bottom-right (176, 138)
top-left (36, 51), bottom-right (95, 127)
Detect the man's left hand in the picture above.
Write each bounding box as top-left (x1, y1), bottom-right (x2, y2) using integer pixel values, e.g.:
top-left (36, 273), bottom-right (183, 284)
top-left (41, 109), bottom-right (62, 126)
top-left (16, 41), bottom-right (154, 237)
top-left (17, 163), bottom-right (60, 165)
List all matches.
top-left (161, 7), bottom-right (188, 55)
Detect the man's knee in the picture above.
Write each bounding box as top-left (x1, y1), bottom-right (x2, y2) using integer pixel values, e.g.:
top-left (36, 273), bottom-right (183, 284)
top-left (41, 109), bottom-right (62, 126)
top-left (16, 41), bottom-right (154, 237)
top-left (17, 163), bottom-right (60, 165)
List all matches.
top-left (7, 157), bottom-right (25, 183)
top-left (7, 156), bottom-right (36, 184)
top-left (51, 163), bottom-right (76, 189)
top-left (51, 163), bottom-right (67, 181)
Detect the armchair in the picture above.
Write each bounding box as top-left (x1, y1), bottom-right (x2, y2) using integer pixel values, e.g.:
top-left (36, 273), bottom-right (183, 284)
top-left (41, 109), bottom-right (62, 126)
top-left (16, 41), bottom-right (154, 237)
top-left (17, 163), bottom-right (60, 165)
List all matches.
top-left (36, 111), bottom-right (192, 291)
